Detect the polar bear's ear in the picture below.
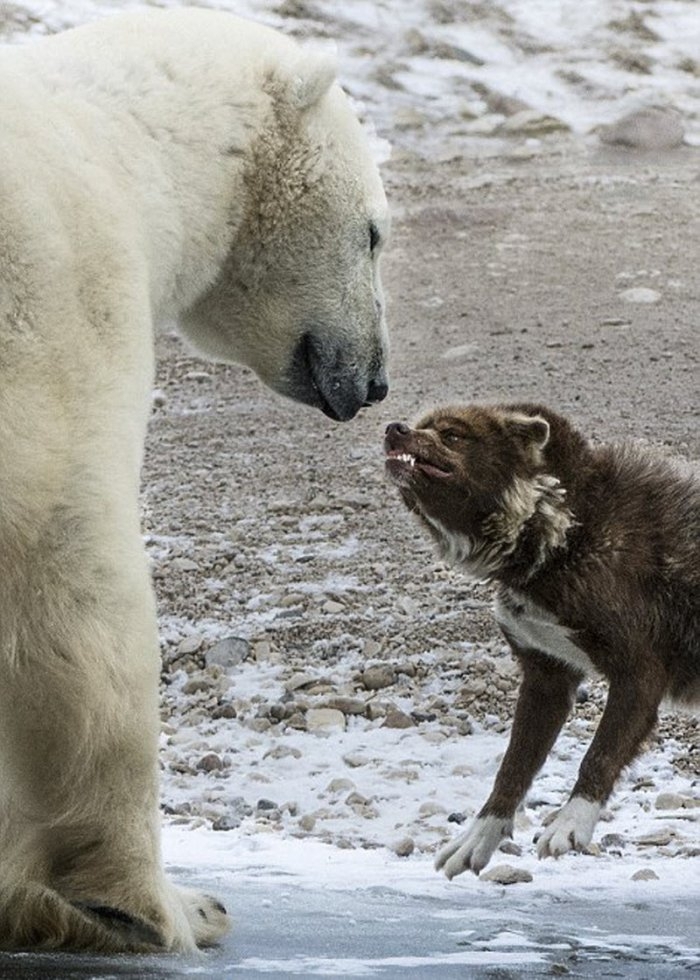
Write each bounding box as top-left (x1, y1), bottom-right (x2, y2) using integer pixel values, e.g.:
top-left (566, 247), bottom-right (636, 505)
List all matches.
top-left (284, 51), bottom-right (338, 110)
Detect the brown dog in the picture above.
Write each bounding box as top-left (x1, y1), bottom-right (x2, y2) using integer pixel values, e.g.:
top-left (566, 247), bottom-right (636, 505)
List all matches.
top-left (385, 403), bottom-right (699, 878)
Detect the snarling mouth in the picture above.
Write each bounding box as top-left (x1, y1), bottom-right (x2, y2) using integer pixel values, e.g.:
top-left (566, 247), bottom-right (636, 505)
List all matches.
top-left (385, 449), bottom-right (452, 480)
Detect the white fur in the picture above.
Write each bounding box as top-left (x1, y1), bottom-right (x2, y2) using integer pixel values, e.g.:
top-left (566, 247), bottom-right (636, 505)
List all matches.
top-left (495, 591), bottom-right (599, 677)
top-left (537, 797), bottom-right (602, 858)
top-left (0, 8), bottom-right (388, 952)
top-left (435, 816), bottom-right (513, 879)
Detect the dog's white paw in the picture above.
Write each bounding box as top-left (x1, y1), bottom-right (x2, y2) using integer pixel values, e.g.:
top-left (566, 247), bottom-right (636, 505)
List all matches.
top-left (537, 797), bottom-right (601, 858)
top-left (435, 815), bottom-right (512, 879)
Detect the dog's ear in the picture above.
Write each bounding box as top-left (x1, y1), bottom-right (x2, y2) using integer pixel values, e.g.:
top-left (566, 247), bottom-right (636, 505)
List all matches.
top-left (507, 412), bottom-right (550, 449)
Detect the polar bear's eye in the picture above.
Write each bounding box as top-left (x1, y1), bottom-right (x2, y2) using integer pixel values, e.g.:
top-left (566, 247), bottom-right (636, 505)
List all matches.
top-left (369, 222), bottom-right (381, 253)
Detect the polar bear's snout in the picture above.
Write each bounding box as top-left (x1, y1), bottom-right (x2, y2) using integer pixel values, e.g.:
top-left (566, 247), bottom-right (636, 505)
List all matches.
top-left (289, 332), bottom-right (389, 422)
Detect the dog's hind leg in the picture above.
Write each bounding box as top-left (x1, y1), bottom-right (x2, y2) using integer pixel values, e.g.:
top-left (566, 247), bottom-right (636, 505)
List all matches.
top-left (537, 658), bottom-right (666, 858)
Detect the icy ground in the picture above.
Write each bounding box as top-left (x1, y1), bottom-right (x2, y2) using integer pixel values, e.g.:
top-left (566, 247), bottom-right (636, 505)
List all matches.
top-left (1, 0), bottom-right (699, 976)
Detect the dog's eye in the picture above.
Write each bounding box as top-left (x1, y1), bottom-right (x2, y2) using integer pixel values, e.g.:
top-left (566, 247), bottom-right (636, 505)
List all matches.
top-left (442, 429), bottom-right (464, 445)
top-left (369, 222), bottom-right (381, 253)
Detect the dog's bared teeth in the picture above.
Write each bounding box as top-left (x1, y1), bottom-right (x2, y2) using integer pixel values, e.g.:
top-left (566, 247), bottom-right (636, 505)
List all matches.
top-left (391, 453), bottom-right (415, 467)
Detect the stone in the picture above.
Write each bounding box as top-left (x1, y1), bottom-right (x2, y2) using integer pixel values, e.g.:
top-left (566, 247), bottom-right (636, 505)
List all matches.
top-left (419, 802), bottom-right (447, 818)
top-left (499, 840), bottom-right (523, 857)
top-left (343, 753), bottom-right (370, 768)
top-left (299, 814), bottom-right (316, 832)
top-left (619, 287), bottom-right (662, 304)
top-left (212, 814), bottom-right (241, 831)
top-left (447, 812), bottom-right (467, 825)
top-left (256, 798), bottom-right (278, 812)
top-left (632, 868), bottom-right (659, 881)
top-left (196, 753), bottom-right (224, 773)
top-left (212, 703), bottom-right (237, 720)
top-left (322, 696), bottom-right (367, 716)
top-left (499, 109), bottom-right (568, 136)
top-left (177, 635), bottom-right (204, 655)
top-left (361, 665), bottom-right (396, 691)
top-left (382, 709), bottom-right (415, 729)
top-left (263, 745), bottom-right (302, 761)
top-left (655, 792), bottom-right (684, 810)
top-left (392, 836), bottom-right (415, 857)
top-left (326, 778), bottom-right (355, 794)
top-left (599, 106), bottom-right (684, 150)
top-left (171, 557), bottom-right (198, 572)
top-left (636, 831), bottom-right (674, 847)
top-left (205, 636), bottom-right (251, 669)
top-left (285, 672), bottom-right (317, 692)
top-left (480, 864), bottom-right (533, 885)
top-left (306, 708), bottom-right (345, 733)
top-left (322, 600), bottom-right (345, 615)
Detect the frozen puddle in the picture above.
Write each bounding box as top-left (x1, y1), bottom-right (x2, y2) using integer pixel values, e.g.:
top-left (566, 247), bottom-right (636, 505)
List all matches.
top-left (1, 875), bottom-right (697, 978)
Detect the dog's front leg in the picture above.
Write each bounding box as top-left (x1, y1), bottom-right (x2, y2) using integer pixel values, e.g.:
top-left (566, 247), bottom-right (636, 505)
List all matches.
top-left (537, 662), bottom-right (666, 859)
top-left (436, 648), bottom-right (580, 879)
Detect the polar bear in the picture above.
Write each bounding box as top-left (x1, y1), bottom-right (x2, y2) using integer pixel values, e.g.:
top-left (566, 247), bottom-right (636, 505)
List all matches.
top-left (0, 8), bottom-right (389, 953)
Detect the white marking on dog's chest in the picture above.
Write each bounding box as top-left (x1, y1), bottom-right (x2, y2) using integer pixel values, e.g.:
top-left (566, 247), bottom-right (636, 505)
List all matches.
top-left (495, 591), bottom-right (598, 677)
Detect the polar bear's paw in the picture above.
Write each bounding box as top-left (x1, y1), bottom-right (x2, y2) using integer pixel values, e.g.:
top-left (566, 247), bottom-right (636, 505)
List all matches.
top-left (173, 885), bottom-right (230, 948)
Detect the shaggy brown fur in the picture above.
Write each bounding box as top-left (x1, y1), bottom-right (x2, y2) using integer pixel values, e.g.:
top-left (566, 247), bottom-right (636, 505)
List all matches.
top-left (385, 403), bottom-right (698, 878)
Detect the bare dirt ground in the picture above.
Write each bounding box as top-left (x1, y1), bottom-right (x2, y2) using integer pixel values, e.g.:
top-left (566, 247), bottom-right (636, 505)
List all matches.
top-left (148, 135), bottom-right (698, 811)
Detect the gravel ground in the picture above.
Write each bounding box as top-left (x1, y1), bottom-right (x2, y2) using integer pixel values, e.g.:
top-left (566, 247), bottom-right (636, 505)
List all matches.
top-left (145, 134), bottom-right (698, 854)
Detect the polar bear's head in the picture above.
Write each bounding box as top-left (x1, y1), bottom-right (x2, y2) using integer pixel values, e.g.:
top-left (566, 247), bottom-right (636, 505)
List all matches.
top-left (180, 54), bottom-right (390, 422)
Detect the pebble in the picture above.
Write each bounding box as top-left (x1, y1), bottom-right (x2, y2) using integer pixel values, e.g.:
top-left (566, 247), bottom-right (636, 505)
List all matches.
top-left (599, 106), bottom-right (684, 150)
top-left (499, 109), bottom-right (569, 136)
top-left (636, 831), bottom-right (674, 847)
top-left (306, 708), bottom-right (346, 733)
top-left (205, 636), bottom-right (251, 669)
top-left (654, 792), bottom-right (684, 810)
top-left (343, 753), bottom-right (370, 768)
top-left (212, 814), bottom-right (241, 831)
top-left (447, 812), bottom-right (467, 825)
top-left (480, 864), bottom-right (533, 885)
top-left (285, 672), bottom-right (318, 692)
top-left (177, 635), bottom-right (204, 655)
top-left (299, 814), bottom-right (316, 832)
top-left (196, 753), bottom-right (224, 773)
top-left (171, 557), bottom-right (199, 572)
top-left (382, 709), bottom-right (415, 729)
top-left (419, 802), bottom-right (447, 818)
top-left (322, 696), bottom-right (367, 716)
top-left (263, 745), bottom-right (302, 761)
top-left (499, 840), bottom-right (523, 857)
top-left (619, 286), bottom-right (662, 304)
top-left (632, 868), bottom-right (659, 881)
top-left (322, 600), bottom-right (345, 615)
top-left (392, 837), bottom-right (415, 858)
top-left (326, 778), bottom-right (355, 794)
top-left (361, 665), bottom-right (396, 691)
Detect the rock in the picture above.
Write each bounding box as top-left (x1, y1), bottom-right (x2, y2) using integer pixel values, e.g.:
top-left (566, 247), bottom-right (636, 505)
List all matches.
top-left (499, 109), bottom-right (569, 136)
top-left (447, 812), bottom-right (467, 825)
top-left (619, 287), bottom-right (661, 304)
top-left (177, 635), bottom-right (204, 655)
top-left (298, 814), bottom-right (316, 832)
top-left (346, 791), bottom-right (372, 807)
top-left (480, 864), bottom-right (533, 885)
top-left (361, 665), bottom-right (396, 691)
top-left (212, 703), bottom-right (237, 720)
top-left (196, 753), bottom-right (224, 773)
top-left (306, 708), bottom-right (345, 733)
top-left (322, 600), bottom-right (345, 615)
top-left (601, 833), bottom-right (627, 850)
top-left (171, 557), bottom-right (198, 572)
top-left (322, 696), bottom-right (367, 716)
top-left (632, 868), bottom-right (659, 881)
top-left (636, 831), bottom-right (674, 847)
top-left (599, 106), bottom-right (684, 150)
top-left (655, 792), bottom-right (684, 810)
top-left (343, 753), bottom-right (370, 768)
top-left (362, 639), bottom-right (382, 659)
top-left (285, 672), bottom-right (317, 693)
top-left (382, 708), bottom-right (415, 729)
top-left (326, 778), bottom-right (355, 794)
top-left (263, 745), bottom-right (302, 761)
top-left (182, 676), bottom-right (214, 695)
top-left (392, 837), bottom-right (415, 857)
top-left (419, 802), bottom-right (447, 818)
top-left (205, 636), bottom-right (251, 669)
top-left (212, 814), bottom-right (241, 831)
top-left (256, 798), bottom-right (278, 812)
top-left (499, 840), bottom-right (523, 857)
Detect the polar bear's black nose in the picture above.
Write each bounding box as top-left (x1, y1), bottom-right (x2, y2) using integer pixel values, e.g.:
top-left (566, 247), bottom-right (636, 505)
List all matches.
top-left (366, 379), bottom-right (388, 405)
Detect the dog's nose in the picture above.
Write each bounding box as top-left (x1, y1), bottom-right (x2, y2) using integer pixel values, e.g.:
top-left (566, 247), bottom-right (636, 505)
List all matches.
top-left (385, 421), bottom-right (410, 437)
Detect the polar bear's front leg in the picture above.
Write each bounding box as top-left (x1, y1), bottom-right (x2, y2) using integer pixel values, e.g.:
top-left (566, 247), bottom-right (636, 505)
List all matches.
top-left (0, 529), bottom-right (230, 953)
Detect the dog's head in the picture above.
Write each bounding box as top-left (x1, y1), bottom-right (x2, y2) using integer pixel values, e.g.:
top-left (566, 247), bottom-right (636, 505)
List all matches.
top-left (385, 404), bottom-right (571, 579)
